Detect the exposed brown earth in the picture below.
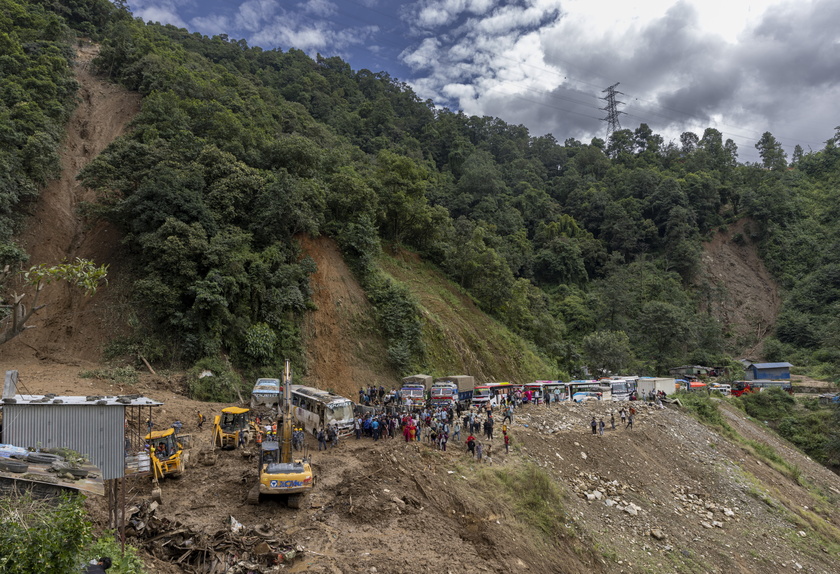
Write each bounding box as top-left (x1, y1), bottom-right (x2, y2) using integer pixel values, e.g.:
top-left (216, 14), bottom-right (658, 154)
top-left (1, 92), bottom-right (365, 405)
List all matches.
top-left (698, 219), bottom-right (782, 358)
top-left (6, 41), bottom-right (140, 365)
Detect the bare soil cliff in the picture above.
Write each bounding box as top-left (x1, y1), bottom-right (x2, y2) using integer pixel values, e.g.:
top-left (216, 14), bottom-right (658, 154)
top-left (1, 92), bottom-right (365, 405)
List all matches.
top-left (6, 41), bottom-right (140, 365)
top-left (699, 220), bottom-right (781, 358)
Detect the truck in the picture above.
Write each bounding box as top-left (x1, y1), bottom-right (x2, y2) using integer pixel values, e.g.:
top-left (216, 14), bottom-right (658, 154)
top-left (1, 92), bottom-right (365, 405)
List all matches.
top-left (636, 377), bottom-right (676, 398)
top-left (399, 374), bottom-right (433, 409)
top-left (430, 375), bottom-right (474, 408)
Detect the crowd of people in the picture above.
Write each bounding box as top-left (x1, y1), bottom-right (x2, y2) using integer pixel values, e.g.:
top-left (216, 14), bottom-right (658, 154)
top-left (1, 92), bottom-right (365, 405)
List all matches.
top-left (343, 385), bottom-right (664, 457)
top-left (343, 396), bottom-right (516, 462)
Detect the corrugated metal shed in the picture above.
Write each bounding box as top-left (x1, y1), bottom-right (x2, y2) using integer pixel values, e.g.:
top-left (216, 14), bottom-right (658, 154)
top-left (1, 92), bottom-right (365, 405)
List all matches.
top-left (2, 394), bottom-right (162, 480)
top-left (750, 362), bottom-right (793, 369)
top-left (746, 362), bottom-right (792, 381)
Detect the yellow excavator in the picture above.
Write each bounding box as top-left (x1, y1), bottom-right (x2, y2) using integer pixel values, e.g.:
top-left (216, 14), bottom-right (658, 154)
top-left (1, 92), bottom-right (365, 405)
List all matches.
top-left (248, 360), bottom-right (314, 508)
top-left (145, 427), bottom-right (186, 501)
top-left (213, 406), bottom-right (250, 449)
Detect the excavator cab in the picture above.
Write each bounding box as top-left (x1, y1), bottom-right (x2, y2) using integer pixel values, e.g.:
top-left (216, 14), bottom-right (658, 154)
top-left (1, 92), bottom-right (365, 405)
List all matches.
top-left (144, 427), bottom-right (185, 480)
top-left (213, 406), bottom-right (250, 449)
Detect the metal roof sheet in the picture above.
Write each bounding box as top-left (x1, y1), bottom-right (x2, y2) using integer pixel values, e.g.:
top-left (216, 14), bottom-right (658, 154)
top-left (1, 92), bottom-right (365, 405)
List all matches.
top-left (4, 394), bottom-right (162, 406)
top-left (750, 362), bottom-right (793, 369)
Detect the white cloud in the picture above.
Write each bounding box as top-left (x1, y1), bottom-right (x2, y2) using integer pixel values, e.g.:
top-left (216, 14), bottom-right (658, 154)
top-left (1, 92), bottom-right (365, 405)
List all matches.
top-left (251, 20), bottom-right (378, 54)
top-left (131, 3), bottom-right (188, 28)
top-left (412, 0), bottom-right (498, 28)
top-left (400, 37), bottom-right (441, 71)
top-left (129, 0), bottom-right (205, 27)
top-left (189, 14), bottom-right (231, 36)
top-left (301, 0), bottom-right (338, 18)
top-left (234, 0), bottom-right (278, 32)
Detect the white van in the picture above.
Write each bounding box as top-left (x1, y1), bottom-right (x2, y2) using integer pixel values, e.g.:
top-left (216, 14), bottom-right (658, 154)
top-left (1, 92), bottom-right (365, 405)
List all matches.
top-left (711, 384), bottom-right (731, 396)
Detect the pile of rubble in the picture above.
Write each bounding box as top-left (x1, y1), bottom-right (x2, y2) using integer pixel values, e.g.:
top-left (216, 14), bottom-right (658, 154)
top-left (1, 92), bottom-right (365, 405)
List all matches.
top-left (126, 501), bottom-right (301, 573)
top-left (671, 485), bottom-right (742, 529)
top-left (568, 471), bottom-right (645, 516)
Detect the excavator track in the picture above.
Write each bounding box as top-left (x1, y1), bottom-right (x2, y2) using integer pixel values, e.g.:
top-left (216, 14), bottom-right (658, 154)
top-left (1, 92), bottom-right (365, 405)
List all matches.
top-left (247, 484), bottom-right (260, 505)
top-left (286, 493), bottom-right (304, 509)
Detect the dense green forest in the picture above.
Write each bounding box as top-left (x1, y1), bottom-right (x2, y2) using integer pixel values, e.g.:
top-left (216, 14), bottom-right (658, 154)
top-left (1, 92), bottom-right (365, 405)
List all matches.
top-left (3, 0), bottom-right (840, 384)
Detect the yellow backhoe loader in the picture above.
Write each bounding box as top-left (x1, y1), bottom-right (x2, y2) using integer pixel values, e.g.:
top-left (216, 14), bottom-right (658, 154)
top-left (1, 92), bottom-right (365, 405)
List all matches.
top-left (213, 406), bottom-right (250, 449)
top-left (145, 427), bottom-right (186, 501)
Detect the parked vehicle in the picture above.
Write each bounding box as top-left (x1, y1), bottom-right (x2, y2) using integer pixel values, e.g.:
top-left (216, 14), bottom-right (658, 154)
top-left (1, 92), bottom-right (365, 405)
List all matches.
top-left (251, 377), bottom-right (280, 409)
top-left (636, 377), bottom-right (676, 398)
top-left (213, 407), bottom-right (250, 449)
top-left (430, 375), bottom-right (475, 408)
top-left (600, 377), bottom-right (637, 401)
top-left (145, 427), bottom-right (186, 483)
top-left (676, 381), bottom-right (707, 392)
top-left (572, 391), bottom-right (601, 403)
top-left (567, 380), bottom-right (612, 401)
top-left (400, 374), bottom-right (433, 409)
top-left (731, 380), bottom-right (793, 396)
top-left (524, 381), bottom-right (546, 403)
top-left (471, 382), bottom-right (522, 407)
top-left (542, 381), bottom-right (567, 402)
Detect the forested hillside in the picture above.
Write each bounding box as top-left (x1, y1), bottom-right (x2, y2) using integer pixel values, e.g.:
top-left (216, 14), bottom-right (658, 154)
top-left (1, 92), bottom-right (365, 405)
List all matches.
top-left (3, 0), bottom-right (840, 387)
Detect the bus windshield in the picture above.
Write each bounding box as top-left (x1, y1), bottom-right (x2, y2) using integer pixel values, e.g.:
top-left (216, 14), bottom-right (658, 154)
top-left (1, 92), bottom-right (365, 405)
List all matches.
top-left (328, 402), bottom-right (354, 423)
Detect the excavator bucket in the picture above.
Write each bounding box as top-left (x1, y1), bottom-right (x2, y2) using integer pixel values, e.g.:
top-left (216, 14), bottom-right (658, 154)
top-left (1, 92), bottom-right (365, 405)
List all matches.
top-left (151, 479), bottom-right (163, 503)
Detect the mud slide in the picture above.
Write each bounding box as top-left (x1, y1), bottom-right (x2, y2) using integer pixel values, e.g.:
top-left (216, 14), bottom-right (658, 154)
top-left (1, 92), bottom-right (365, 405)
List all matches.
top-left (6, 41), bottom-right (140, 364)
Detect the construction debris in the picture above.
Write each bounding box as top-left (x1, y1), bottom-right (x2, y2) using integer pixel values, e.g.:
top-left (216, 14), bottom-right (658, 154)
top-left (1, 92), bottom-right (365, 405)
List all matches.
top-left (126, 500), bottom-right (301, 573)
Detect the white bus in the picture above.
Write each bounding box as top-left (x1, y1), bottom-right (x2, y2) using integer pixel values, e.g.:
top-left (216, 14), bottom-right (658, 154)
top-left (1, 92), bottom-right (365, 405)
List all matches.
top-left (290, 385), bottom-right (355, 436)
top-left (600, 377), bottom-right (636, 401)
top-left (251, 378), bottom-right (280, 408)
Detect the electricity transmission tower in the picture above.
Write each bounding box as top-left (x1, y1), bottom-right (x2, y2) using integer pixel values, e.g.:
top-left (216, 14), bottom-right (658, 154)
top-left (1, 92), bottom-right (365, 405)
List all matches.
top-left (600, 82), bottom-right (626, 141)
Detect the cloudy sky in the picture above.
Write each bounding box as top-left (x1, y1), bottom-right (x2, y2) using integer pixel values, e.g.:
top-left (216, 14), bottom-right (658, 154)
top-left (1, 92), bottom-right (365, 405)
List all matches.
top-left (125, 0), bottom-right (840, 164)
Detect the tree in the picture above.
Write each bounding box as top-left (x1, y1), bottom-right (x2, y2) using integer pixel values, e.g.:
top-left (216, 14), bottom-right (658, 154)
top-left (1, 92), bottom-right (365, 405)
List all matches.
top-left (1, 258), bottom-right (108, 345)
top-left (680, 131), bottom-right (699, 154)
top-left (581, 330), bottom-right (633, 376)
top-left (755, 131), bottom-right (787, 170)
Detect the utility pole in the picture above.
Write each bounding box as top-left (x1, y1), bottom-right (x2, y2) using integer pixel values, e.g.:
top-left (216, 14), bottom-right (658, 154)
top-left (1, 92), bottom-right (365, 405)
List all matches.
top-left (600, 82), bottom-right (625, 141)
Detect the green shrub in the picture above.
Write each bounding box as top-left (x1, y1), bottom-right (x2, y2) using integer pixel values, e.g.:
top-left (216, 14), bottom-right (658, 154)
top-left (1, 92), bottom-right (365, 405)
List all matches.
top-left (79, 366), bottom-right (139, 385)
top-left (242, 322), bottom-right (278, 363)
top-left (0, 493), bottom-right (92, 573)
top-left (187, 357), bottom-right (244, 402)
top-left (85, 531), bottom-right (146, 574)
top-left (738, 387), bottom-right (795, 420)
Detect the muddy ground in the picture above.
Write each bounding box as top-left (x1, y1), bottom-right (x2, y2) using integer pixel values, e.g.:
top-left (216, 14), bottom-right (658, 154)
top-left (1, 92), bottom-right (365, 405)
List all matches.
top-left (4, 359), bottom-right (839, 574)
